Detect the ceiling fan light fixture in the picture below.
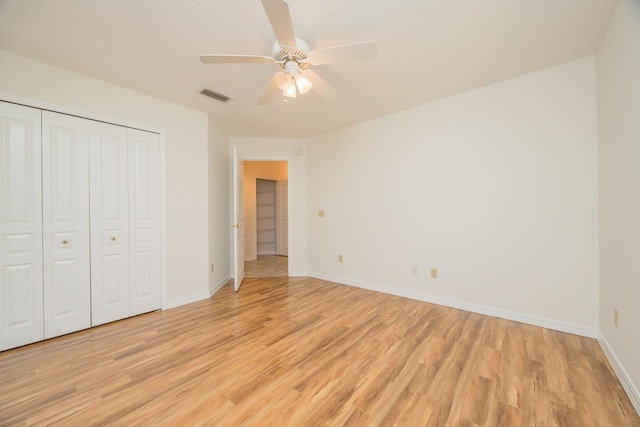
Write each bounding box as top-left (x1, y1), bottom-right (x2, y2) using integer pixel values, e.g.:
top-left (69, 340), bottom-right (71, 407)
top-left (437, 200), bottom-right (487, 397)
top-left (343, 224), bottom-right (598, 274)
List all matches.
top-left (294, 73), bottom-right (312, 94)
top-left (275, 72), bottom-right (291, 91)
top-left (285, 81), bottom-right (297, 98)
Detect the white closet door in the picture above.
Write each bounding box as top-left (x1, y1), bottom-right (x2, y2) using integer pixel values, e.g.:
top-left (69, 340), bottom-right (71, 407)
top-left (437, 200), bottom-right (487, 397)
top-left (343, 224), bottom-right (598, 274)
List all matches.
top-left (128, 129), bottom-right (161, 315)
top-left (0, 101), bottom-right (43, 351)
top-left (90, 121), bottom-right (130, 326)
top-left (42, 111), bottom-right (90, 338)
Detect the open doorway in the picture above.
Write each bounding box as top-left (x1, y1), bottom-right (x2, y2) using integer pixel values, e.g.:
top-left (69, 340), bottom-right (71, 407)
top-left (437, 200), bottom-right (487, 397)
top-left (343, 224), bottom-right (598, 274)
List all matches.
top-left (243, 161), bottom-right (288, 277)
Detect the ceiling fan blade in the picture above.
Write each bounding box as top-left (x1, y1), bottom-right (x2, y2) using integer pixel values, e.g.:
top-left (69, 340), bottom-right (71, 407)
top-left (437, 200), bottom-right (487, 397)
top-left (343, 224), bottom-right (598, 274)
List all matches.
top-left (257, 74), bottom-right (282, 105)
top-left (304, 70), bottom-right (338, 101)
top-left (306, 41), bottom-right (377, 66)
top-left (261, 0), bottom-right (297, 48)
top-left (200, 54), bottom-right (275, 64)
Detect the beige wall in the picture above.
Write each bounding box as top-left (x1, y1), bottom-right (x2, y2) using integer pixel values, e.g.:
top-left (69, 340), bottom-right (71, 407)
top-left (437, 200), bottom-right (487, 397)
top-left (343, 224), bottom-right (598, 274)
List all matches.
top-left (243, 161), bottom-right (288, 261)
top-left (308, 57), bottom-right (599, 333)
top-left (0, 50), bottom-right (210, 307)
top-left (596, 0), bottom-right (640, 405)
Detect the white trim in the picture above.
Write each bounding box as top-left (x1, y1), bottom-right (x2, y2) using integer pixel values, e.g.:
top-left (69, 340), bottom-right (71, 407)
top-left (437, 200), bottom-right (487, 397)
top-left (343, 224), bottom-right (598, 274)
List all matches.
top-left (166, 292), bottom-right (211, 309)
top-left (159, 131), bottom-right (168, 311)
top-left (0, 92), bottom-right (164, 134)
top-left (232, 151), bottom-right (296, 278)
top-left (597, 331), bottom-right (640, 416)
top-left (288, 270), bottom-right (309, 277)
top-left (210, 275), bottom-right (231, 297)
top-left (308, 272), bottom-right (598, 338)
top-left (239, 155), bottom-right (293, 161)
top-left (166, 276), bottom-right (230, 310)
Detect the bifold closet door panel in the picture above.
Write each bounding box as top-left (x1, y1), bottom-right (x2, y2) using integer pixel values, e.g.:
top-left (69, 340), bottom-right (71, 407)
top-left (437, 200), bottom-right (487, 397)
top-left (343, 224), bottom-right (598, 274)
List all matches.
top-left (128, 129), bottom-right (162, 315)
top-left (89, 121), bottom-right (130, 326)
top-left (0, 101), bottom-right (44, 351)
top-left (42, 111), bottom-right (90, 339)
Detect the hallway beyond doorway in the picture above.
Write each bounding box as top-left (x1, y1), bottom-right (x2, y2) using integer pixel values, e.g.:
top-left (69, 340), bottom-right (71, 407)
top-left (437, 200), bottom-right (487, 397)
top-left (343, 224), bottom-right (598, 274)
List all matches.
top-left (244, 255), bottom-right (288, 278)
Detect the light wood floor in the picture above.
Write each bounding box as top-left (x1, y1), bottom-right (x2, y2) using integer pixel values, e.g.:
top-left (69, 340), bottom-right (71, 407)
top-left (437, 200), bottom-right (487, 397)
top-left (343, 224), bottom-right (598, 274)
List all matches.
top-left (244, 254), bottom-right (288, 278)
top-left (0, 277), bottom-right (638, 426)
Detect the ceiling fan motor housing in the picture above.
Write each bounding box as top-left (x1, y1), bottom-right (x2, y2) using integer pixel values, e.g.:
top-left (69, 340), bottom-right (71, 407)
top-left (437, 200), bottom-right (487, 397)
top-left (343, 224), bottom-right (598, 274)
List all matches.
top-left (272, 37), bottom-right (309, 67)
top-left (284, 60), bottom-right (300, 75)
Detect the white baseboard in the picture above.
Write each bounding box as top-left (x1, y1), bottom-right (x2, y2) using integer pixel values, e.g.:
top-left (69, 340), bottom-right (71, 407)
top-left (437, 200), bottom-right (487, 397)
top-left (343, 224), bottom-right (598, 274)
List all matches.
top-left (166, 275), bottom-right (231, 309)
top-left (166, 291), bottom-right (210, 309)
top-left (288, 270), bottom-right (308, 278)
top-left (307, 272), bottom-right (598, 338)
top-left (210, 275), bottom-right (231, 296)
top-left (597, 331), bottom-right (640, 416)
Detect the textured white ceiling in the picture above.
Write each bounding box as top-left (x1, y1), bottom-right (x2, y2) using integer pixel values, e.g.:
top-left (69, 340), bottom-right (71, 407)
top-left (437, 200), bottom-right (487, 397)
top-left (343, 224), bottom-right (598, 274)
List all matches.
top-left (0, 0), bottom-right (617, 137)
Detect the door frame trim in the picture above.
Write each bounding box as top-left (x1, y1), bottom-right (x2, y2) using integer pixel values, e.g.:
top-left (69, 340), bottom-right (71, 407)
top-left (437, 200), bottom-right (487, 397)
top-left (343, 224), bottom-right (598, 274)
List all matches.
top-left (231, 153), bottom-right (292, 277)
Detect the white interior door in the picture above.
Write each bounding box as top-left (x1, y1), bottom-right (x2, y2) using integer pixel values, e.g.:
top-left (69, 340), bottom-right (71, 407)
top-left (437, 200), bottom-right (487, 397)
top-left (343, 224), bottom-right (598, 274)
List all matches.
top-left (90, 121), bottom-right (130, 326)
top-left (128, 129), bottom-right (162, 316)
top-left (0, 101), bottom-right (44, 351)
top-left (42, 111), bottom-right (90, 338)
top-left (233, 146), bottom-right (245, 291)
top-left (275, 180), bottom-right (288, 257)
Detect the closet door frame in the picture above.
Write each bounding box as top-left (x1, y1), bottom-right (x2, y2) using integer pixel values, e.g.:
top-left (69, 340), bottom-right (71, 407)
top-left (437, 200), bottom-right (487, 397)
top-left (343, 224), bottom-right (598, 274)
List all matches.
top-left (0, 93), bottom-right (168, 313)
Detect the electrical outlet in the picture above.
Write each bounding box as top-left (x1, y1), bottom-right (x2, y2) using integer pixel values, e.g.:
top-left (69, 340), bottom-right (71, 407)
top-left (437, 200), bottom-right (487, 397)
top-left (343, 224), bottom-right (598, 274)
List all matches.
top-left (430, 268), bottom-right (438, 279)
top-left (411, 265), bottom-right (418, 275)
top-left (338, 254), bottom-right (343, 263)
top-left (614, 308), bottom-right (619, 327)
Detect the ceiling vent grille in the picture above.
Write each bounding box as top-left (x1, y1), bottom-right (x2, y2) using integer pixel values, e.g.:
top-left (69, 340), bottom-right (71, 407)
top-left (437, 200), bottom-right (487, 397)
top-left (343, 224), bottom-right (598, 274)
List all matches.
top-left (200, 89), bottom-right (231, 102)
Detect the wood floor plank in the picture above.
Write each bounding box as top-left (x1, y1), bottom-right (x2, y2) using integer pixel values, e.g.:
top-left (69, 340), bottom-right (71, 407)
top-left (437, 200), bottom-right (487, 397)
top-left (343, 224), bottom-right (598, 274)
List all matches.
top-left (0, 276), bottom-right (638, 426)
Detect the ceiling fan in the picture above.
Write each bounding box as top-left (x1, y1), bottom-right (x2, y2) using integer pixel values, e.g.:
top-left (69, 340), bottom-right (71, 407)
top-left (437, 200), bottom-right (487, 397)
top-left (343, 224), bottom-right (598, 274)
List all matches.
top-left (200, 0), bottom-right (377, 104)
